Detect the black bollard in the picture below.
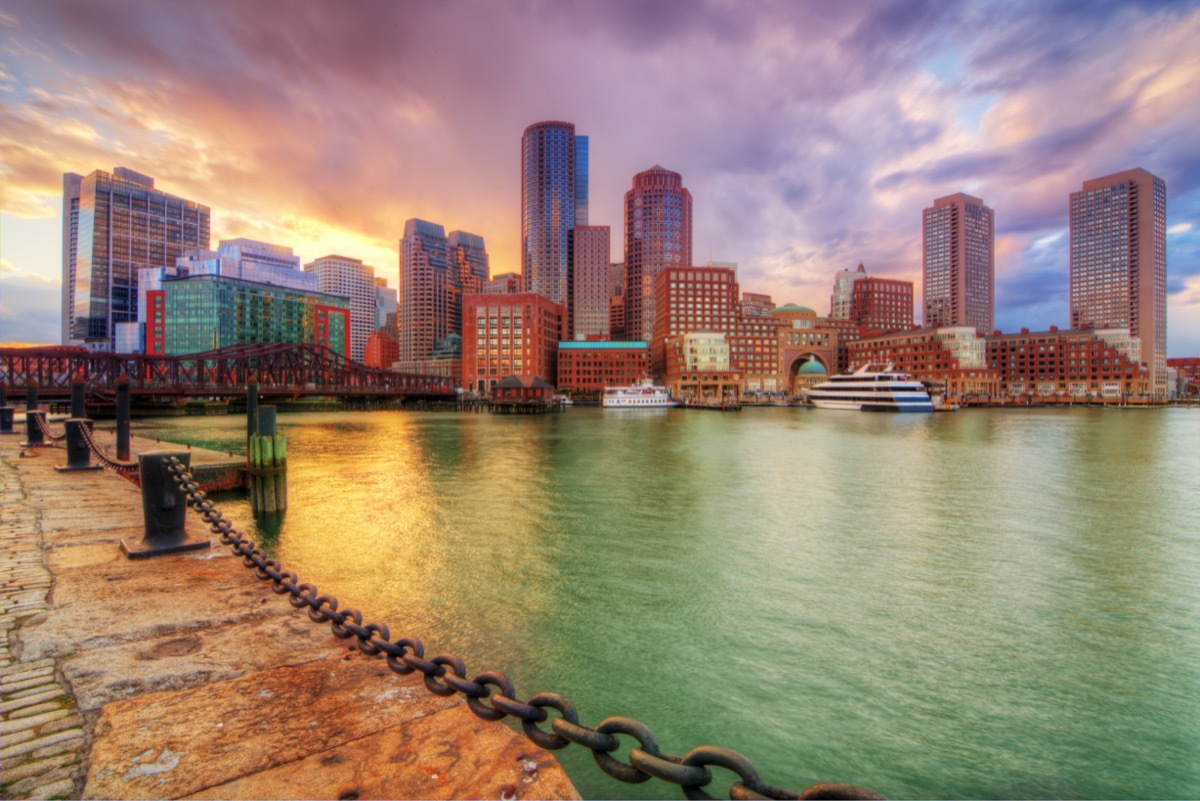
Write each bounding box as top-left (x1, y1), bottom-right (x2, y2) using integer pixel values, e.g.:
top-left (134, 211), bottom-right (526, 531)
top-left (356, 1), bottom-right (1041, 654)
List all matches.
top-left (26, 381), bottom-right (38, 413)
top-left (0, 384), bottom-right (6, 406)
top-left (246, 381), bottom-right (259, 444)
top-left (116, 376), bottom-right (131, 462)
top-left (0, 384), bottom-right (13, 435)
top-left (122, 451), bottom-right (211, 559)
top-left (71, 378), bottom-right (86, 420)
top-left (22, 410), bottom-right (46, 447)
top-left (56, 419), bottom-right (103, 472)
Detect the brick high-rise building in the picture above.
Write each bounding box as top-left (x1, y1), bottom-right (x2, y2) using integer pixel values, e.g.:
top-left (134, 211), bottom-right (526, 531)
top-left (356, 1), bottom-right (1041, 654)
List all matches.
top-left (463, 293), bottom-right (564, 392)
top-left (569, 225), bottom-right (611, 341)
top-left (522, 121), bottom-right (587, 306)
top-left (625, 166), bottom-right (693, 343)
top-left (923, 193), bottom-right (994, 334)
top-left (399, 219), bottom-right (451, 368)
top-left (1070, 168), bottom-right (1167, 396)
top-left (62, 167), bottom-right (210, 350)
top-left (849, 276), bottom-right (915, 333)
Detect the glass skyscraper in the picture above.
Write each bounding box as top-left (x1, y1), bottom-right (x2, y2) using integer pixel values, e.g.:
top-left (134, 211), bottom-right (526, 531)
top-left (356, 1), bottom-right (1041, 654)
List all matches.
top-left (521, 121), bottom-right (587, 307)
top-left (62, 167), bottom-right (210, 350)
top-left (624, 165), bottom-right (693, 344)
top-left (1070, 168), bottom-right (1167, 396)
top-left (922, 193), bottom-right (994, 334)
top-left (399, 218), bottom-right (451, 368)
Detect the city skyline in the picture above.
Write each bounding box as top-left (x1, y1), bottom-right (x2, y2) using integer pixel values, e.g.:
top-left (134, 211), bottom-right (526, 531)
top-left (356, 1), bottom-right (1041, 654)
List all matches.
top-left (2, 1), bottom-right (1200, 354)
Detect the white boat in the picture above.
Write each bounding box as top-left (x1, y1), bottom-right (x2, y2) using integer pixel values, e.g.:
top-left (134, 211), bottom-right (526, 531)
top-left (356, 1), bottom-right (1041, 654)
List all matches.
top-left (602, 380), bottom-right (679, 408)
top-left (805, 363), bottom-right (934, 412)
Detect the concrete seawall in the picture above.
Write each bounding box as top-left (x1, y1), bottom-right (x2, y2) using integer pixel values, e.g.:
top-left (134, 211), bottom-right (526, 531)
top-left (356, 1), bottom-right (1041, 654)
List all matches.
top-left (0, 434), bottom-right (579, 800)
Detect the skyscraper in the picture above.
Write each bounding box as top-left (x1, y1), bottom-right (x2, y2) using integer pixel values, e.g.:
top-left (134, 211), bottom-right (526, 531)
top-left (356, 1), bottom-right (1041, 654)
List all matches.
top-left (399, 219), bottom-right (451, 367)
top-left (521, 121), bottom-right (587, 306)
top-left (62, 167), bottom-right (210, 350)
top-left (830, 262), bottom-right (868, 319)
top-left (569, 226), bottom-right (611, 341)
top-left (1070, 167), bottom-right (1167, 395)
top-left (447, 230), bottom-right (490, 340)
top-left (304, 255), bottom-right (377, 363)
top-left (624, 165), bottom-right (693, 344)
top-left (922, 192), bottom-right (994, 333)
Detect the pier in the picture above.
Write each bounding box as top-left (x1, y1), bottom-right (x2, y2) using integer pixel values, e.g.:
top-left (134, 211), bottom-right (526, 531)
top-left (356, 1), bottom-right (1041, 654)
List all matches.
top-left (0, 433), bottom-right (578, 800)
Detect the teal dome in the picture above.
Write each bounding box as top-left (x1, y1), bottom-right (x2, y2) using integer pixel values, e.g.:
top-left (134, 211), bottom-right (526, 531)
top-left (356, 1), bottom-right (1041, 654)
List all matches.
top-left (797, 360), bottom-right (827, 374)
top-left (772, 304), bottom-right (815, 314)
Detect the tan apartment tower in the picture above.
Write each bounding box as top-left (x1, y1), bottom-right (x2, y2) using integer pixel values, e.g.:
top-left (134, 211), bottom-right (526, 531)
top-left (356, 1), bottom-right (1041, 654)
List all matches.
top-left (922, 193), bottom-right (994, 334)
top-left (1070, 168), bottom-right (1167, 396)
top-left (624, 166), bottom-right (693, 343)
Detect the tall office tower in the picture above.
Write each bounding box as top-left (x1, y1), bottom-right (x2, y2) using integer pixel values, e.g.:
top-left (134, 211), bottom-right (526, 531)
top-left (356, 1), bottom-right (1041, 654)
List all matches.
top-left (374, 277), bottom-right (398, 331)
top-left (830, 262), bottom-right (868, 318)
top-left (849, 276), bottom-right (915, 332)
top-left (447, 230), bottom-right (489, 339)
top-left (1070, 168), bottom-right (1167, 395)
top-left (400, 219), bottom-right (451, 366)
top-left (922, 193), bottom-right (994, 333)
top-left (62, 167), bottom-right (210, 350)
top-left (521, 121), bottom-right (586, 305)
top-left (304, 255), bottom-right (377, 362)
top-left (624, 165), bottom-right (693, 343)
top-left (569, 226), bottom-right (611, 340)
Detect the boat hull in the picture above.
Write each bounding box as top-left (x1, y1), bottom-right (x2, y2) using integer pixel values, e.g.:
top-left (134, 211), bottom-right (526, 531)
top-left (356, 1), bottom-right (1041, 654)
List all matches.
top-left (809, 397), bottom-right (934, 412)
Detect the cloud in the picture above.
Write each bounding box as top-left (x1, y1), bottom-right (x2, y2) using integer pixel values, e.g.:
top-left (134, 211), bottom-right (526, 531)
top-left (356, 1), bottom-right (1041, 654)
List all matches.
top-left (0, 270), bottom-right (60, 346)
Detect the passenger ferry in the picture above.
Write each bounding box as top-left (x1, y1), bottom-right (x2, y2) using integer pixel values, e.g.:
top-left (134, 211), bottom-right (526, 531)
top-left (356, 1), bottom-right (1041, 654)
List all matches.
top-left (602, 380), bottom-right (679, 408)
top-left (805, 364), bottom-right (934, 412)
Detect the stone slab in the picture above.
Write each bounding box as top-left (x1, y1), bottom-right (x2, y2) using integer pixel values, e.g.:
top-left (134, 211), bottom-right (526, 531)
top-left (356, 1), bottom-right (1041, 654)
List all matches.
top-left (83, 654), bottom-right (462, 799)
top-left (185, 702), bottom-right (580, 801)
top-left (62, 609), bottom-right (346, 711)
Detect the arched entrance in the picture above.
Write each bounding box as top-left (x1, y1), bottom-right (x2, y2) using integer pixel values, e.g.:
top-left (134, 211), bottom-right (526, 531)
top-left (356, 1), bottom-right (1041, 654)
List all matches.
top-left (789, 354), bottom-right (828, 394)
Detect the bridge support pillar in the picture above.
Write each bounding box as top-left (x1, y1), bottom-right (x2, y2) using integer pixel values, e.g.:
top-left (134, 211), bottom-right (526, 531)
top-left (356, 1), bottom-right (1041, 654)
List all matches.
top-left (57, 419), bottom-right (103, 472)
top-left (122, 451), bottom-right (211, 559)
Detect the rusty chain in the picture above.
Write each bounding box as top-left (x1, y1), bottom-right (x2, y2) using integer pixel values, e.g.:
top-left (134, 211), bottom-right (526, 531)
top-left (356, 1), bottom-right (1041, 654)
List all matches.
top-left (78, 421), bottom-right (139, 473)
top-left (33, 412), bottom-right (68, 442)
top-left (164, 456), bottom-right (882, 801)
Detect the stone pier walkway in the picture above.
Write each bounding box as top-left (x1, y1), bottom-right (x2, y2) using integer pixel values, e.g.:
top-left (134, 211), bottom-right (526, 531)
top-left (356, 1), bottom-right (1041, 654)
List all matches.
top-left (0, 435), bottom-right (578, 800)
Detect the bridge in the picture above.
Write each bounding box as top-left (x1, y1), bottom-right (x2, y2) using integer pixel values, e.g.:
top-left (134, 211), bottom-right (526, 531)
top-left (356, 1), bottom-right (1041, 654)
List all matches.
top-left (0, 343), bottom-right (455, 402)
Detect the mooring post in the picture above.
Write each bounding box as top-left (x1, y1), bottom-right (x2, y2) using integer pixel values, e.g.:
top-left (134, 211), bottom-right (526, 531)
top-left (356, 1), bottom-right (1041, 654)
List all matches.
top-left (71, 377), bottom-right (86, 419)
top-left (0, 384), bottom-right (14, 435)
top-left (22, 410), bottom-right (46, 447)
top-left (248, 405), bottom-right (286, 514)
top-left (56, 419), bottom-right (103, 472)
top-left (121, 451), bottom-right (211, 559)
top-left (116, 375), bottom-right (131, 462)
top-left (247, 381), bottom-right (259, 445)
top-left (26, 381), bottom-right (38, 413)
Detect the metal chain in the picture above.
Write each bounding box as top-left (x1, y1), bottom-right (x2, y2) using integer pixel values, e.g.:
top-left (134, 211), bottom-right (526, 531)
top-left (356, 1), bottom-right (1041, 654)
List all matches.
top-left (34, 413), bottom-right (68, 442)
top-left (164, 457), bottom-right (881, 801)
top-left (79, 422), bottom-right (139, 473)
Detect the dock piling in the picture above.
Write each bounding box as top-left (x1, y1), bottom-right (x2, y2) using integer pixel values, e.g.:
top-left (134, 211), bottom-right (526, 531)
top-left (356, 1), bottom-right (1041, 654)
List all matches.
top-left (121, 451), bottom-right (211, 558)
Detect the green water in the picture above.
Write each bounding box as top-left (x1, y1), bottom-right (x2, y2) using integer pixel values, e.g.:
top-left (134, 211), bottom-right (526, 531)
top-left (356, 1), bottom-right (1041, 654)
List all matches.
top-left (130, 407), bottom-right (1200, 799)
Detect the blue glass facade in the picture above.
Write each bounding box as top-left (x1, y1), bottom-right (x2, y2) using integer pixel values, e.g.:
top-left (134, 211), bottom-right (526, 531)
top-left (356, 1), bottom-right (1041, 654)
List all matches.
top-left (522, 121), bottom-right (587, 307)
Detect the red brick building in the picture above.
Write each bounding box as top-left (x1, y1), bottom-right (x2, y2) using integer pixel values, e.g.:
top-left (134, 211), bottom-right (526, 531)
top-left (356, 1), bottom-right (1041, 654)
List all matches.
top-left (463, 293), bottom-right (564, 393)
top-left (556, 341), bottom-right (649, 396)
top-left (1167, 357), bottom-right (1200, 396)
top-left (846, 326), bottom-right (999, 398)
top-left (364, 330), bottom-right (399, 369)
top-left (849, 277), bottom-right (914, 333)
top-left (988, 327), bottom-right (1149, 398)
top-left (493, 374), bottom-right (554, 401)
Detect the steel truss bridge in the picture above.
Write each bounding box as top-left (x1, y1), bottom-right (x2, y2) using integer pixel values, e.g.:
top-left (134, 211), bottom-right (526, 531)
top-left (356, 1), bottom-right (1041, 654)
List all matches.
top-left (0, 343), bottom-right (455, 402)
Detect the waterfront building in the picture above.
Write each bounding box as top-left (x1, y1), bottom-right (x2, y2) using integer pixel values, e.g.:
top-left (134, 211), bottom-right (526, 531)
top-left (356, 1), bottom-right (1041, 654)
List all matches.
top-left (364, 329), bottom-right (400, 369)
top-left (522, 121), bottom-right (587, 306)
top-left (569, 226), bottom-right (611, 340)
top-left (1167, 357), bottom-right (1200, 397)
top-left (556, 341), bottom-right (649, 397)
top-left (846, 326), bottom-right (999, 398)
top-left (830, 262), bottom-right (868, 319)
top-left (849, 276), bottom-right (915, 333)
top-left (1070, 168), bottom-right (1167, 396)
top-left (987, 326), bottom-right (1149, 398)
top-left (462, 293), bottom-right (564, 393)
top-left (653, 265), bottom-right (780, 392)
top-left (923, 193), bottom-right (994, 333)
top-left (399, 219), bottom-right (452, 371)
top-left (146, 273), bottom-right (349, 357)
top-left (62, 167), bottom-right (210, 350)
top-left (662, 331), bottom-right (742, 402)
top-left (770, 305), bottom-right (840, 393)
top-left (741, 292), bottom-right (775, 318)
top-left (304, 255), bottom-right (377, 362)
top-left (485, 272), bottom-right (524, 294)
top-left (625, 166), bottom-right (693, 344)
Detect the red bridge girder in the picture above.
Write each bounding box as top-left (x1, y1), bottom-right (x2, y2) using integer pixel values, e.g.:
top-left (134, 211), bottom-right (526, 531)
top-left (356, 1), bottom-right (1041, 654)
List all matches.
top-left (0, 344), bottom-right (455, 400)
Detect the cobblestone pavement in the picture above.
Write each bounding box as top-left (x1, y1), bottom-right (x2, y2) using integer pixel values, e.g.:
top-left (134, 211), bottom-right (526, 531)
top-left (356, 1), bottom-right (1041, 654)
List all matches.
top-left (1, 446), bottom-right (86, 800)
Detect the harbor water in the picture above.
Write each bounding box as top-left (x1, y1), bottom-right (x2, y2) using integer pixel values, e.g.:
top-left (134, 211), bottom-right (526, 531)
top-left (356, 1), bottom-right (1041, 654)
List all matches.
top-left (128, 407), bottom-right (1200, 799)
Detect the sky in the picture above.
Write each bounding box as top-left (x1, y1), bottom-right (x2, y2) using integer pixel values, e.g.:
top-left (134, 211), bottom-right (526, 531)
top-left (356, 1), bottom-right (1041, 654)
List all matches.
top-left (2, 0), bottom-right (1199, 354)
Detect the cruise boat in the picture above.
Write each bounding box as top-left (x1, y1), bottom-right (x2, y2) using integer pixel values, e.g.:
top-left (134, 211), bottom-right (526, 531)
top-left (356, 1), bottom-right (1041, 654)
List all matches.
top-left (805, 363), bottom-right (934, 412)
top-left (602, 380), bottom-right (679, 408)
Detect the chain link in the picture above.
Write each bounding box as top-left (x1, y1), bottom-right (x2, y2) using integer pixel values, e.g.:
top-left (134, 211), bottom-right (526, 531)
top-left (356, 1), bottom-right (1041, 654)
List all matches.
top-left (34, 413), bottom-right (68, 442)
top-left (78, 421), bottom-right (139, 473)
top-left (163, 456), bottom-right (882, 800)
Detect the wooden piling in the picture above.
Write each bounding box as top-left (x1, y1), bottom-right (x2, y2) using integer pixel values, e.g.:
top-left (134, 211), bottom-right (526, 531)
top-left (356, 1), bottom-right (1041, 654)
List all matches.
top-left (247, 431), bottom-right (287, 515)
